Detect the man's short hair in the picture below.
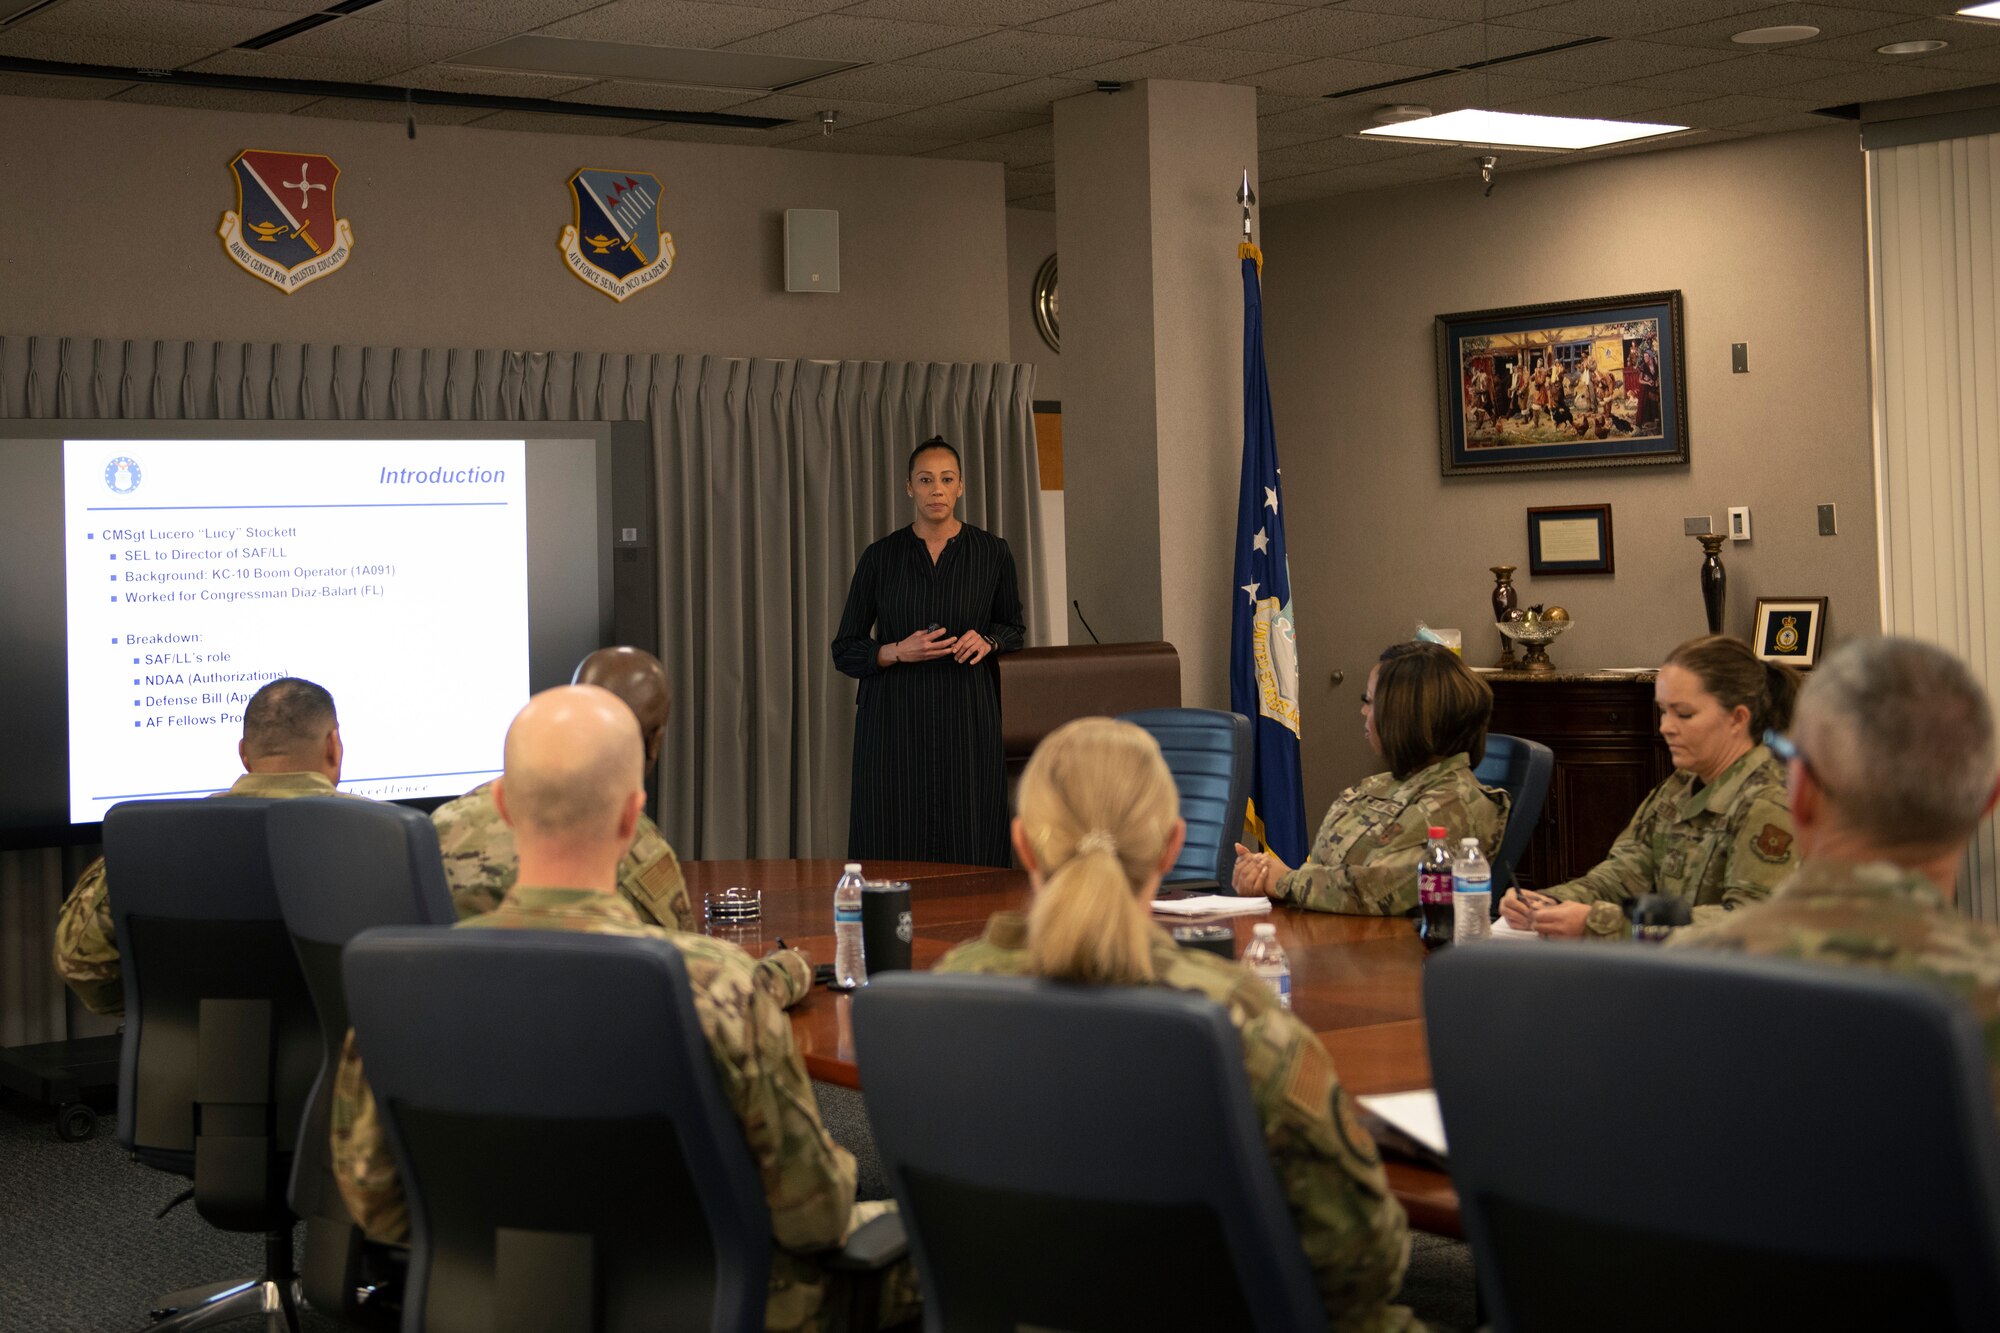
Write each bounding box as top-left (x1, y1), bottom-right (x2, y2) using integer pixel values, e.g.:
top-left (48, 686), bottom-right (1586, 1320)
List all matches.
top-left (1798, 637), bottom-right (1997, 847)
top-left (242, 678), bottom-right (337, 761)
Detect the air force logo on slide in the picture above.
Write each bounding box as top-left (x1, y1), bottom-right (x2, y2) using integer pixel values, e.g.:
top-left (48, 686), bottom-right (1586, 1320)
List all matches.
top-left (559, 168), bottom-right (676, 303)
top-left (219, 149), bottom-right (355, 295)
top-left (104, 457), bottom-right (141, 495)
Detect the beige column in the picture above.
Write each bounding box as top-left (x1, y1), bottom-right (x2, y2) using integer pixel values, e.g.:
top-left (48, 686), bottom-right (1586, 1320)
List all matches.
top-left (1054, 80), bottom-right (1258, 709)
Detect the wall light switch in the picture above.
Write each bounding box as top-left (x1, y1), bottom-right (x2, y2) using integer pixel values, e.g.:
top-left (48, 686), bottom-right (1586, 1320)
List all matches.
top-left (1817, 503), bottom-right (1838, 536)
top-left (1727, 506), bottom-right (1751, 542)
top-left (1683, 516), bottom-right (1713, 536)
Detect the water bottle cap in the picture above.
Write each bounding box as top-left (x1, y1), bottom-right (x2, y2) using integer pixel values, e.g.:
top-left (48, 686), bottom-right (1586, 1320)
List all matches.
top-left (843, 862), bottom-right (862, 873)
top-left (1252, 922), bottom-right (1277, 938)
top-left (1428, 826), bottom-right (1448, 838)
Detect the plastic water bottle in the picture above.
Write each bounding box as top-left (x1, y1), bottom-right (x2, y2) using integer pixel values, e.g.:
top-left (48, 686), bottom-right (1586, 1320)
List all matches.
top-left (1243, 922), bottom-right (1291, 1009)
top-left (1416, 825), bottom-right (1455, 952)
top-left (1453, 838), bottom-right (1492, 943)
top-left (833, 862), bottom-right (867, 988)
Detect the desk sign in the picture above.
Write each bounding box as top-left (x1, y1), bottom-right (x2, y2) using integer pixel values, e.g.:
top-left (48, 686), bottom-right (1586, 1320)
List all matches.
top-left (218, 150), bottom-right (355, 294)
top-left (1527, 503), bottom-right (1614, 576)
top-left (559, 168), bottom-right (676, 302)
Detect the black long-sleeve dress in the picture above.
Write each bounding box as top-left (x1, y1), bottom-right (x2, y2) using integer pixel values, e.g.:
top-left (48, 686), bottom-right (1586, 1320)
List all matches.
top-left (831, 523), bottom-right (1026, 867)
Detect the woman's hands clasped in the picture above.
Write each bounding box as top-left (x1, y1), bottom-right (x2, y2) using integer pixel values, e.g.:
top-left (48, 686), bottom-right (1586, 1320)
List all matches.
top-left (879, 626), bottom-right (994, 667)
top-left (1231, 843), bottom-right (1292, 898)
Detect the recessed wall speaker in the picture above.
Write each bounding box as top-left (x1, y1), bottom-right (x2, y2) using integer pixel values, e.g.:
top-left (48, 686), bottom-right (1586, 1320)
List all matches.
top-left (784, 208), bottom-right (839, 293)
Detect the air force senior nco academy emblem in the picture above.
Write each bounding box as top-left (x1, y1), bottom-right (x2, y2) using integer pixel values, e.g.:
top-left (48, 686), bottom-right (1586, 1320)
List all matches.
top-left (560, 168), bottom-right (676, 302)
top-left (218, 150), bottom-right (355, 294)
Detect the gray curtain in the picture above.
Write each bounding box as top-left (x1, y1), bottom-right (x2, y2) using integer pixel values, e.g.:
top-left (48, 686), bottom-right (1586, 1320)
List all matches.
top-left (0, 334), bottom-right (1043, 1044)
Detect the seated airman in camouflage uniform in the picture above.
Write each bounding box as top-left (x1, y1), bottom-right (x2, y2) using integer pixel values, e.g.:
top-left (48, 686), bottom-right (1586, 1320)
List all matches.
top-left (1234, 642), bottom-right (1508, 915)
top-left (331, 685), bottom-right (910, 1332)
top-left (1504, 635), bottom-right (1800, 941)
top-left (1672, 637), bottom-right (2000, 1112)
top-left (941, 718), bottom-right (1423, 1332)
top-left (54, 676), bottom-right (364, 1015)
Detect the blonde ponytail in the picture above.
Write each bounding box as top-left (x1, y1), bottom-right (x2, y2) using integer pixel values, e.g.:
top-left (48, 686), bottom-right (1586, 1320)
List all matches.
top-left (1018, 718), bottom-right (1180, 986)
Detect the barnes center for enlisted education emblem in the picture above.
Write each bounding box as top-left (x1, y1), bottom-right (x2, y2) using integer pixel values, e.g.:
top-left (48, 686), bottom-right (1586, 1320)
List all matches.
top-left (218, 150), bottom-right (355, 294)
top-left (559, 168), bottom-right (675, 302)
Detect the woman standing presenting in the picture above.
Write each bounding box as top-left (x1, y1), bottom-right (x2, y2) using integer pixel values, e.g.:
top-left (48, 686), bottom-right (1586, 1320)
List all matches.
top-left (832, 437), bottom-right (1025, 866)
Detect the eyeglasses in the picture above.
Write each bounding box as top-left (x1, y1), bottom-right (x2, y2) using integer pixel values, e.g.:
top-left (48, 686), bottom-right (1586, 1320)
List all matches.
top-left (1763, 728), bottom-right (1834, 799)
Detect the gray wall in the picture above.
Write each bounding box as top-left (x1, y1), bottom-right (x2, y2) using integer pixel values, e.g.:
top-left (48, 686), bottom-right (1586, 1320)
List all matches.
top-left (1264, 125), bottom-right (1877, 820)
top-left (1006, 207), bottom-right (1061, 400)
top-left (0, 96), bottom-right (1010, 363)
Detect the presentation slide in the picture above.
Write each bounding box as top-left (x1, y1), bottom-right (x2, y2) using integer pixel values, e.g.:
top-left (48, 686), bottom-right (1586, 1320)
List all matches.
top-left (63, 438), bottom-right (529, 822)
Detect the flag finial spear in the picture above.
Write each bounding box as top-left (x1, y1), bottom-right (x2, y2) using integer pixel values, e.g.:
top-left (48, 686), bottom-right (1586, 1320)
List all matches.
top-left (1237, 168), bottom-right (1256, 239)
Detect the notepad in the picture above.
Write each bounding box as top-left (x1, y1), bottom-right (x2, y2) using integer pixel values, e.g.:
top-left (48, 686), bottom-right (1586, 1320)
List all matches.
top-left (1487, 916), bottom-right (1543, 941)
top-left (1356, 1090), bottom-right (1449, 1167)
top-left (1149, 895), bottom-right (1273, 917)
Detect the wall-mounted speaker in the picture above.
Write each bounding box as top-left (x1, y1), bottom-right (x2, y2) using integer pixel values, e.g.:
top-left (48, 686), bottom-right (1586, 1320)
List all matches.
top-left (784, 208), bottom-right (840, 293)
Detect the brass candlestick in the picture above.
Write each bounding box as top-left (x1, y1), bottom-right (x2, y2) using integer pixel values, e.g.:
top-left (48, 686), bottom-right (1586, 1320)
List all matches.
top-left (1490, 565), bottom-right (1519, 667)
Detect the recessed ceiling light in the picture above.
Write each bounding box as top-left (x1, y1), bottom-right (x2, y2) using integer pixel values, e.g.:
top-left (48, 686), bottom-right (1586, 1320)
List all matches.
top-left (1732, 25), bottom-right (1820, 44)
top-left (1956, 3), bottom-right (2000, 20)
top-left (1358, 108), bottom-right (1687, 151)
top-left (1877, 38), bottom-right (1949, 54)
top-left (1373, 103), bottom-right (1432, 124)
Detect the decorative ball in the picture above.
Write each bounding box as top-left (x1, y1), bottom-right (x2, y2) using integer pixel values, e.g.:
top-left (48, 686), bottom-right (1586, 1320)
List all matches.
top-left (1543, 606), bottom-right (1571, 623)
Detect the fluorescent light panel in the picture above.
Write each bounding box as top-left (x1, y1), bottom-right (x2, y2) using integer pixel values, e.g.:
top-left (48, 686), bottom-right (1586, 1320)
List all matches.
top-left (1958, 3), bottom-right (2000, 19)
top-left (1359, 108), bottom-right (1686, 150)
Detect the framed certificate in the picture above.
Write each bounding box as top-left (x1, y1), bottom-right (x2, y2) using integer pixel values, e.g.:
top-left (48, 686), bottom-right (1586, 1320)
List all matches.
top-left (1526, 504), bottom-right (1614, 576)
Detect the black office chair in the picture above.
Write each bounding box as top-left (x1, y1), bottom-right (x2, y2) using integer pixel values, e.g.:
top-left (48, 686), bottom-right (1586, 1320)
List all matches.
top-left (268, 797), bottom-right (455, 1328)
top-left (343, 928), bottom-right (904, 1333)
top-left (105, 797), bottom-right (321, 1332)
top-left (1119, 707), bottom-right (1251, 887)
top-left (853, 971), bottom-right (1328, 1333)
top-left (1471, 732), bottom-right (1553, 902)
top-left (1426, 946), bottom-right (2000, 1332)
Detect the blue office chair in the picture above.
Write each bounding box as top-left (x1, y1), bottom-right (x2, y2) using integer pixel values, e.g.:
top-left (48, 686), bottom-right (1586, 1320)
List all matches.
top-left (344, 928), bottom-right (904, 1333)
top-left (1119, 707), bottom-right (1250, 887)
top-left (1471, 733), bottom-right (1553, 901)
top-left (268, 798), bottom-right (455, 1327)
top-left (1427, 946), bottom-right (2000, 1332)
top-left (106, 797), bottom-right (319, 1332)
top-left (853, 972), bottom-right (1328, 1332)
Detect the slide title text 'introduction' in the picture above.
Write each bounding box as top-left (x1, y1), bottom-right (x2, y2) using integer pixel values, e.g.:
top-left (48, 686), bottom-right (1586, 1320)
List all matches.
top-left (378, 465), bottom-right (506, 484)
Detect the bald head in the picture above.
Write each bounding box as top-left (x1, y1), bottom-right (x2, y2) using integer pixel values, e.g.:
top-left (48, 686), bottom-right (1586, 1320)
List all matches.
top-left (573, 647), bottom-right (670, 766)
top-left (497, 685), bottom-right (645, 854)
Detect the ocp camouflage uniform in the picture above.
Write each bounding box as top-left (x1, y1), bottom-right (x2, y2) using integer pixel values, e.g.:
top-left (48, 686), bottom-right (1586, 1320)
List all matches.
top-left (1669, 859), bottom-right (2000, 1117)
top-left (53, 770), bottom-right (362, 1016)
top-left (433, 779), bottom-right (693, 929)
top-left (1543, 744), bottom-right (1795, 940)
top-left (937, 914), bottom-right (1424, 1333)
top-left (1275, 753), bottom-right (1508, 916)
top-left (329, 884), bottom-right (914, 1332)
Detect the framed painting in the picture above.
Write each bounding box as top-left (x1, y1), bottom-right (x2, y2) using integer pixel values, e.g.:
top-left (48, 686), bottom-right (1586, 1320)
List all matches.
top-left (1437, 290), bottom-right (1689, 476)
top-left (1752, 597), bottom-right (1828, 670)
top-left (1527, 503), bottom-right (1614, 576)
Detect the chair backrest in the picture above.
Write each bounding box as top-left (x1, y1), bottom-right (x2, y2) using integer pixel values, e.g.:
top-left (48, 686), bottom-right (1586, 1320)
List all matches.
top-left (1471, 733), bottom-right (1553, 899)
top-left (343, 928), bottom-right (774, 1333)
top-left (1426, 946), bottom-right (2000, 1332)
top-left (1119, 708), bottom-right (1251, 885)
top-left (104, 797), bottom-right (321, 1233)
top-left (266, 797), bottom-right (455, 1306)
top-left (853, 972), bottom-right (1326, 1333)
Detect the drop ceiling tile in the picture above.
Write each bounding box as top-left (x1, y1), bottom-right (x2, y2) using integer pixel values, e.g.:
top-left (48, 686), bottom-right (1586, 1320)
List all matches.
top-left (292, 96), bottom-right (492, 125)
top-left (902, 28), bottom-right (1147, 74)
top-left (787, 128), bottom-right (964, 154)
top-left (1783, 18), bottom-right (2000, 63)
top-left (947, 75), bottom-right (1098, 112)
top-left (462, 108), bottom-right (665, 134)
top-left (1065, 43), bottom-right (1305, 83)
top-left (1774, 61), bottom-right (1972, 102)
top-left (923, 140), bottom-right (1018, 162)
top-left (1922, 45), bottom-right (2000, 75)
top-left (186, 46), bottom-right (410, 83)
top-left (1335, 68), bottom-right (1573, 112)
top-left (1256, 97), bottom-right (1393, 139)
top-left (627, 119), bottom-right (821, 142)
top-left (1505, 0), bottom-right (1773, 39)
top-left (1251, 55), bottom-right (1433, 97)
top-left (709, 91), bottom-right (906, 124)
top-left (1191, 7), bottom-right (1456, 55)
top-left (556, 81), bottom-right (762, 112)
top-left (1009, 190), bottom-right (1056, 210)
top-left (979, 122), bottom-right (1056, 162)
top-left (1723, 111), bottom-right (1846, 132)
top-left (1258, 133), bottom-right (1437, 171)
top-left (1341, 0), bottom-right (1541, 18)
top-left (866, 104), bottom-right (1047, 137)
top-left (1646, 5), bottom-right (1913, 51)
top-left (537, 2), bottom-right (815, 47)
top-left (1027, 0), bottom-right (1306, 45)
top-left (779, 61), bottom-right (1021, 101)
top-left (0, 71), bottom-right (132, 99)
top-left (725, 14), bottom-right (994, 62)
top-left (398, 66), bottom-right (598, 99)
top-left (843, 0), bottom-right (1098, 21)
top-left (1255, 89), bottom-right (1322, 115)
top-left (12, 0), bottom-right (281, 48)
top-left (1496, 83), bottom-right (1704, 118)
top-left (1497, 37), bottom-right (1740, 81)
top-left (354, 0), bottom-right (610, 29)
top-left (1341, 21), bottom-right (1592, 69)
top-left (926, 128), bottom-right (1054, 167)
top-left (1641, 92), bottom-right (1815, 126)
top-left (271, 18), bottom-right (508, 74)
top-left (0, 27), bottom-right (216, 69)
top-left (1626, 52), bottom-right (1852, 94)
top-left (111, 83), bottom-right (320, 113)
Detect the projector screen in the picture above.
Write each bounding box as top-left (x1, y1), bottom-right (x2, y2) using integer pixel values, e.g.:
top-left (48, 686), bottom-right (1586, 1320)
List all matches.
top-left (1, 421), bottom-right (640, 848)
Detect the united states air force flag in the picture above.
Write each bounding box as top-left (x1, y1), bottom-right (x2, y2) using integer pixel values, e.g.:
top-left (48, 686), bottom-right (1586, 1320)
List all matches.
top-left (1229, 244), bottom-right (1307, 865)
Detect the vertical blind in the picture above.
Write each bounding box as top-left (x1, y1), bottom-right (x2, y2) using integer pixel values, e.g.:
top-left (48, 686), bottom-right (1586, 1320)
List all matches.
top-left (1867, 131), bottom-right (2000, 920)
top-left (0, 335), bottom-right (1044, 1046)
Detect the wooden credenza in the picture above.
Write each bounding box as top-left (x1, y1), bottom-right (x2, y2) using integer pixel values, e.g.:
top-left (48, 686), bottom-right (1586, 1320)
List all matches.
top-left (1485, 670), bottom-right (1673, 891)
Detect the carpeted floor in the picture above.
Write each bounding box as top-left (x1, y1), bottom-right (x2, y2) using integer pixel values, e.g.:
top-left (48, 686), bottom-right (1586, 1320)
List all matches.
top-left (0, 1085), bottom-right (1477, 1331)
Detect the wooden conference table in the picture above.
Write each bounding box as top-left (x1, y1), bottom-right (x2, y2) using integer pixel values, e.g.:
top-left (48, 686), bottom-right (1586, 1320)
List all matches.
top-left (683, 858), bottom-right (1461, 1238)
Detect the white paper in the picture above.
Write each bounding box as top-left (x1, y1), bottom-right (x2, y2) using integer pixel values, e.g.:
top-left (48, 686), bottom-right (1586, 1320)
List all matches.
top-left (1357, 1090), bottom-right (1448, 1157)
top-left (1487, 915), bottom-right (1544, 941)
top-left (1536, 516), bottom-right (1601, 563)
top-left (1149, 894), bottom-right (1274, 917)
